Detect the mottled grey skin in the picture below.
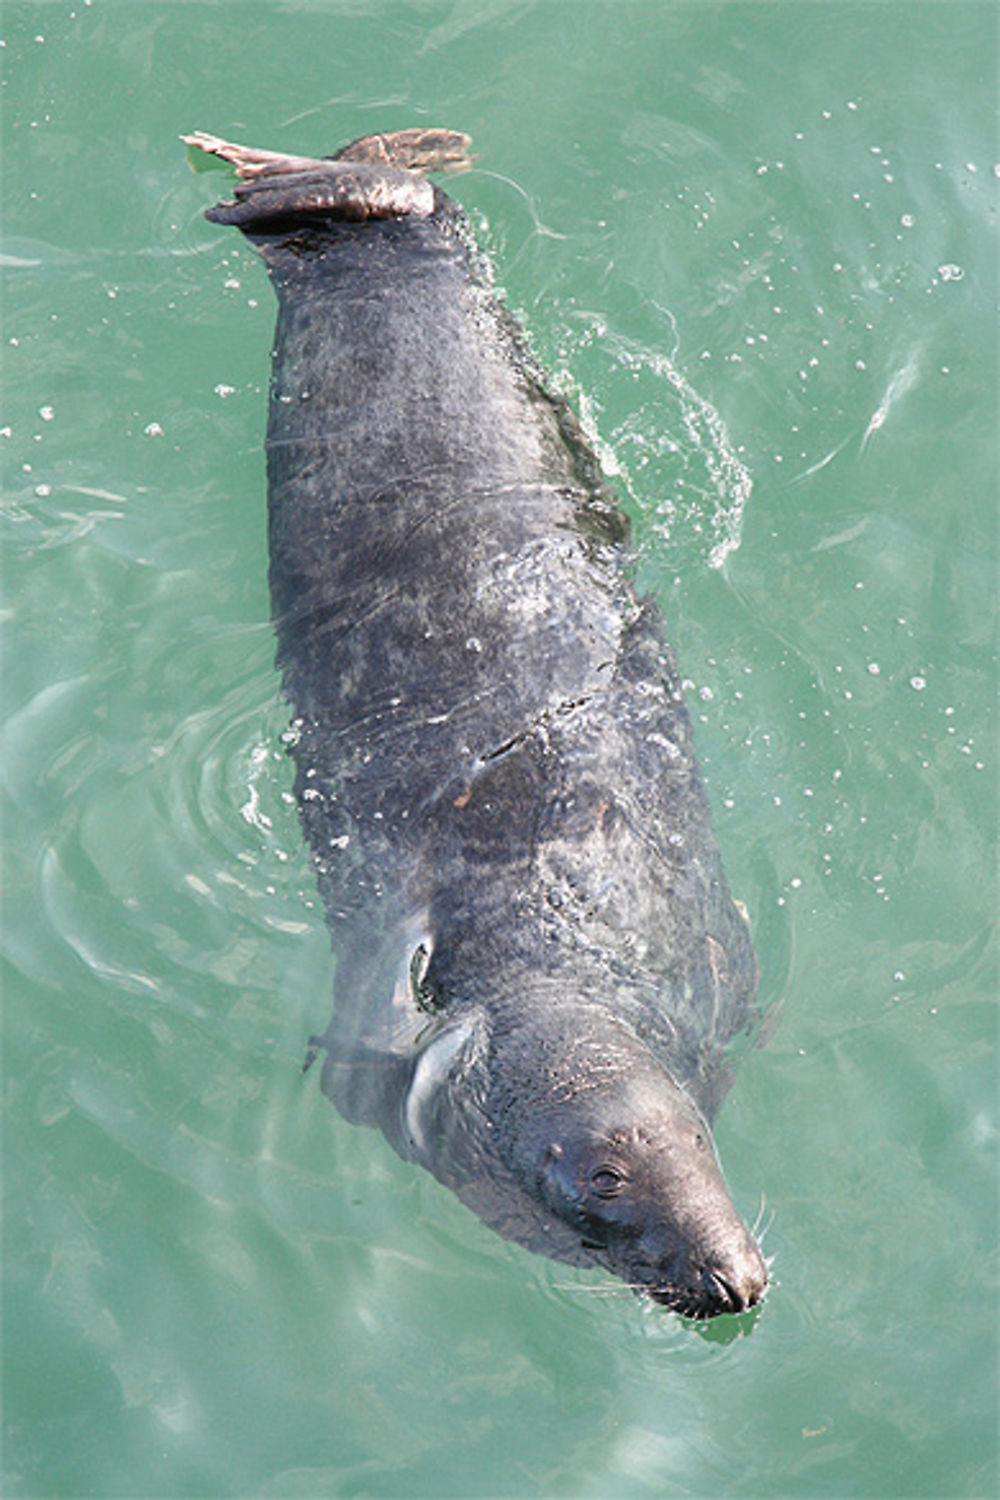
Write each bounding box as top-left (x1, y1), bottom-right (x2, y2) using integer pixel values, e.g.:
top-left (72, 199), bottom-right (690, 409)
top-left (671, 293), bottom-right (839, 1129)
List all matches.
top-left (187, 128), bottom-right (767, 1317)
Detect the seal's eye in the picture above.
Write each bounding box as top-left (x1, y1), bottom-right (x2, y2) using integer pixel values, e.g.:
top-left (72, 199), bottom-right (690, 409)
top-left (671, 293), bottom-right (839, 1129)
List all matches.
top-left (589, 1167), bottom-right (624, 1199)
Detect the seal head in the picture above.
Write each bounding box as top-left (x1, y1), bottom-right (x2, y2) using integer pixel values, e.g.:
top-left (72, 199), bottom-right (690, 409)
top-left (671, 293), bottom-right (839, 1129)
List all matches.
top-left (497, 1018), bottom-right (766, 1317)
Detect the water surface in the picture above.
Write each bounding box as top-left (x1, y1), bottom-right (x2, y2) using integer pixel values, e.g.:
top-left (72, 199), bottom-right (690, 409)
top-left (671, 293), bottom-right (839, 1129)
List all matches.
top-left (3, 3), bottom-right (997, 1496)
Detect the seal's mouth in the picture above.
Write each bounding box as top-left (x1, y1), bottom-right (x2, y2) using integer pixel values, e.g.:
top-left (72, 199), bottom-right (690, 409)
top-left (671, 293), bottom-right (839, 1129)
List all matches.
top-left (646, 1270), bottom-right (760, 1319)
top-left (629, 1250), bottom-right (768, 1319)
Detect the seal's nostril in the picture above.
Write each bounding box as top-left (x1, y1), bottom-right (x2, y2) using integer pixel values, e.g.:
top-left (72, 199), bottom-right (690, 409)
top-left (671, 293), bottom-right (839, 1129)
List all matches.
top-left (709, 1270), bottom-right (748, 1314)
top-left (706, 1247), bottom-right (767, 1314)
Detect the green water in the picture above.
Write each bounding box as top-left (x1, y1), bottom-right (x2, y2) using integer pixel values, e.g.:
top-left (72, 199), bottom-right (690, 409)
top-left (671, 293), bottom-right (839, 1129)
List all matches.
top-left (3, 3), bottom-right (996, 1496)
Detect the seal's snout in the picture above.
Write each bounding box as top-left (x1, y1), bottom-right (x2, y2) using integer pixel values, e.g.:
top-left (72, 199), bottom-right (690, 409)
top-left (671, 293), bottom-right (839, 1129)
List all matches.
top-left (648, 1253), bottom-right (766, 1319)
top-left (681, 1228), bottom-right (768, 1318)
top-left (644, 1227), bottom-right (768, 1318)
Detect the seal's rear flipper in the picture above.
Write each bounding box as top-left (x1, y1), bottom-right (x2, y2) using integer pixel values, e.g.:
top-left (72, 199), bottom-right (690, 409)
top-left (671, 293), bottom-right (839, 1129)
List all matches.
top-left (332, 128), bottom-right (474, 173)
top-left (182, 128), bottom-right (472, 228)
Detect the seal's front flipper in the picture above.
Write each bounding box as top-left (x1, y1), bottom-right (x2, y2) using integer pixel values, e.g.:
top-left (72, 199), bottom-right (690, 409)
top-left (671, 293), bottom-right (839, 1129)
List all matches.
top-left (312, 1009), bottom-right (490, 1169)
top-left (316, 1035), bottom-right (413, 1133)
top-left (182, 128), bottom-right (472, 229)
top-left (401, 1014), bottom-right (488, 1159)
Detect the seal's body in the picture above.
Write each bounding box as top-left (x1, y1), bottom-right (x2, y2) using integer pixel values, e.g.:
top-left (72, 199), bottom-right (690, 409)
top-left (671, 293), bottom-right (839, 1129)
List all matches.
top-left (187, 129), bottom-right (767, 1317)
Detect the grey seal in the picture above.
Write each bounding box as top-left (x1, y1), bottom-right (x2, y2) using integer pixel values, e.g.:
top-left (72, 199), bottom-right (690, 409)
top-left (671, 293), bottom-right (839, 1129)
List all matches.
top-left (185, 127), bottom-right (768, 1317)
